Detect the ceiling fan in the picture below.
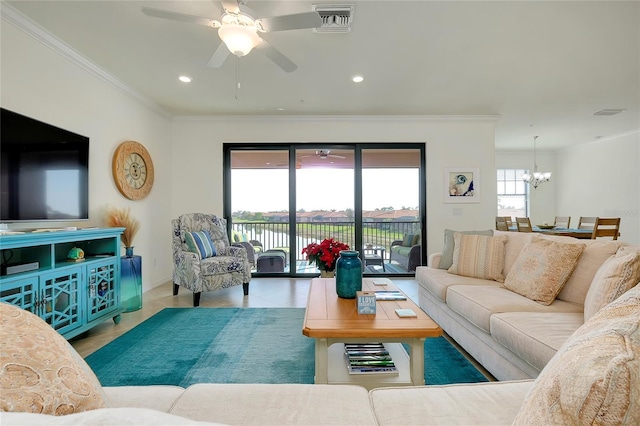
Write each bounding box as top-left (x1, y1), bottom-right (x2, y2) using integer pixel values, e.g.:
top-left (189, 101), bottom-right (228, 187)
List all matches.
top-left (300, 150), bottom-right (347, 160)
top-left (141, 1), bottom-right (321, 73)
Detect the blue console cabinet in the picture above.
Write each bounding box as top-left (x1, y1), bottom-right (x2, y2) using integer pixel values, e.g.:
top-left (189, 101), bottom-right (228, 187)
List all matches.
top-left (0, 228), bottom-right (126, 339)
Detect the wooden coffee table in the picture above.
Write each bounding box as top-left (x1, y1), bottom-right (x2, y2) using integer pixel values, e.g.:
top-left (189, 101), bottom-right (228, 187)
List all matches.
top-left (302, 278), bottom-right (442, 389)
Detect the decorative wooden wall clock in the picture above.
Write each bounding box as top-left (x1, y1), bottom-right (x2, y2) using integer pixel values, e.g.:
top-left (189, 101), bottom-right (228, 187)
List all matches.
top-left (112, 141), bottom-right (154, 200)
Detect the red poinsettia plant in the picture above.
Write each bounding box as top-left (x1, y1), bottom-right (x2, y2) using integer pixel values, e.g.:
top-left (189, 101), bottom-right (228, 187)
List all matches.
top-left (302, 238), bottom-right (350, 272)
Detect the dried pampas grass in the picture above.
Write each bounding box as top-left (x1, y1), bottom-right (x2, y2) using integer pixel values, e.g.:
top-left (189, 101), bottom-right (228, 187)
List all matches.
top-left (106, 207), bottom-right (140, 248)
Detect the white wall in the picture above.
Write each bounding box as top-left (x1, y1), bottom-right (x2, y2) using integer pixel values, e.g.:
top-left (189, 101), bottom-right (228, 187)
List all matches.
top-left (1, 16), bottom-right (174, 291)
top-left (496, 150), bottom-right (557, 224)
top-left (556, 132), bottom-right (640, 245)
top-left (171, 116), bottom-right (499, 256)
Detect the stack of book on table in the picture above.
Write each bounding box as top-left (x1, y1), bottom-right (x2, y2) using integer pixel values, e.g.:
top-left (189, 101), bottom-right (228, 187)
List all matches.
top-left (344, 343), bottom-right (398, 375)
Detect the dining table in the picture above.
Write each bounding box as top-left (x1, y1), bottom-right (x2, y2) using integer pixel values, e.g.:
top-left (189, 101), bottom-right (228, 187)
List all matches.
top-left (506, 226), bottom-right (594, 239)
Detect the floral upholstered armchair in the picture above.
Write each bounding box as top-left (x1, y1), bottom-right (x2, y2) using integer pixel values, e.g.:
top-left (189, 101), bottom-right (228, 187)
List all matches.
top-left (171, 213), bottom-right (251, 306)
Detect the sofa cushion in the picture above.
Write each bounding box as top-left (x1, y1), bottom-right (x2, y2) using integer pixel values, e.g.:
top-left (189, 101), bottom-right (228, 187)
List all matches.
top-left (103, 385), bottom-right (185, 412)
top-left (0, 303), bottom-right (106, 415)
top-left (513, 285), bottom-right (640, 425)
top-left (416, 267), bottom-right (498, 303)
top-left (0, 407), bottom-right (225, 425)
top-left (583, 247), bottom-right (640, 321)
top-left (370, 380), bottom-right (534, 426)
top-left (490, 312), bottom-right (584, 372)
top-left (448, 233), bottom-right (507, 282)
top-left (439, 229), bottom-right (494, 270)
top-left (502, 236), bottom-right (585, 305)
top-left (446, 286), bottom-right (583, 334)
top-left (493, 230), bottom-right (533, 276)
top-left (169, 383), bottom-right (377, 425)
top-left (184, 231), bottom-right (217, 259)
top-left (554, 239), bottom-right (623, 305)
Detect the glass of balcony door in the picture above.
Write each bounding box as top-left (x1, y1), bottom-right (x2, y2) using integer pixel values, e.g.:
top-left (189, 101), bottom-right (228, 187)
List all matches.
top-left (361, 148), bottom-right (422, 275)
top-left (295, 148), bottom-right (354, 274)
top-left (230, 150), bottom-right (289, 274)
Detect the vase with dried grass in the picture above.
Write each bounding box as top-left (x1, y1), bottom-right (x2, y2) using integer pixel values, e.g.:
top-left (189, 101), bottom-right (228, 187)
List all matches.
top-left (106, 207), bottom-right (140, 257)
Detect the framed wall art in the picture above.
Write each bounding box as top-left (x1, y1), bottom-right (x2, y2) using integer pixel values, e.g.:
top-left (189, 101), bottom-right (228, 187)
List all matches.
top-left (444, 168), bottom-right (480, 203)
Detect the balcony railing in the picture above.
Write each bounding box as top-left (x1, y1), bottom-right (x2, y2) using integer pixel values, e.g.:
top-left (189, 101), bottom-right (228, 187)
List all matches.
top-left (231, 220), bottom-right (421, 267)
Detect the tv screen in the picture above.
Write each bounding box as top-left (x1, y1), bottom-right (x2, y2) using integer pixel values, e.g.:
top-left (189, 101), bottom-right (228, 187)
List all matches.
top-left (1, 108), bottom-right (89, 222)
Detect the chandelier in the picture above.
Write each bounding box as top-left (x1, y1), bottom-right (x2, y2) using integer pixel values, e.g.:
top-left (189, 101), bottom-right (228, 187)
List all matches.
top-left (521, 136), bottom-right (551, 189)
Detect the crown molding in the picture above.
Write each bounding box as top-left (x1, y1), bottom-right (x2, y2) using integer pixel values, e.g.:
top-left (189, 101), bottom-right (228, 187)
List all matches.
top-left (172, 114), bottom-right (501, 123)
top-left (1, 3), bottom-right (170, 119)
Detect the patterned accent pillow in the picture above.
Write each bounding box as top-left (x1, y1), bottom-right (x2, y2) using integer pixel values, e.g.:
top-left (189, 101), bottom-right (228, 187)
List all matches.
top-left (502, 236), bottom-right (585, 305)
top-left (401, 234), bottom-right (416, 247)
top-left (0, 303), bottom-right (107, 415)
top-left (448, 233), bottom-right (508, 282)
top-left (583, 247), bottom-right (640, 321)
top-left (184, 231), bottom-right (217, 259)
top-left (513, 284), bottom-right (640, 425)
top-left (438, 229), bottom-right (494, 270)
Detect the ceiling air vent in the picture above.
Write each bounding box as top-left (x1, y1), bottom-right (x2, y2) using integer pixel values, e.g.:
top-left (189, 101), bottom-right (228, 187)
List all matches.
top-left (312, 4), bottom-right (355, 33)
top-left (593, 109), bottom-right (626, 116)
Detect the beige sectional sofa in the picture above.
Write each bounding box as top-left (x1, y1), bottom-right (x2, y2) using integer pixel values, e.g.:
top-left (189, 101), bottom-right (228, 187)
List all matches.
top-left (2, 243), bottom-right (639, 425)
top-left (416, 230), bottom-right (640, 381)
top-left (2, 284), bottom-right (639, 425)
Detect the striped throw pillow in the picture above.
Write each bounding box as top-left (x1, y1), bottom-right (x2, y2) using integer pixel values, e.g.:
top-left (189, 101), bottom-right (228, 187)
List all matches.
top-left (184, 231), bottom-right (217, 259)
top-left (448, 233), bottom-right (508, 282)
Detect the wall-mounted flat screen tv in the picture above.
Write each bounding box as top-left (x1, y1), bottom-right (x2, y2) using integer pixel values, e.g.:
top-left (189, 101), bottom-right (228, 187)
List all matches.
top-left (1, 108), bottom-right (89, 222)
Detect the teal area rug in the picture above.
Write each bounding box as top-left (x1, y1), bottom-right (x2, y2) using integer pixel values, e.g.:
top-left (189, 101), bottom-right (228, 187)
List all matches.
top-left (86, 308), bottom-right (487, 387)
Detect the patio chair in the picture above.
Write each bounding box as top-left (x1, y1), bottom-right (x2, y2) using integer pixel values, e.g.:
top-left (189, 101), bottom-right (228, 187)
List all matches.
top-left (172, 213), bottom-right (251, 306)
top-left (230, 230), bottom-right (264, 268)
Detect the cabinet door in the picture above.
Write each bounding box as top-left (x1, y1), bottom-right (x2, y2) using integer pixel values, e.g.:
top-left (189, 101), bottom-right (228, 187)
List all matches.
top-left (40, 268), bottom-right (83, 335)
top-left (0, 276), bottom-right (39, 314)
top-left (87, 259), bottom-right (119, 322)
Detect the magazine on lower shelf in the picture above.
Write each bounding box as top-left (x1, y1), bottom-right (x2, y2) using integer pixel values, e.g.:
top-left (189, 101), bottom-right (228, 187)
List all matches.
top-left (344, 343), bottom-right (399, 375)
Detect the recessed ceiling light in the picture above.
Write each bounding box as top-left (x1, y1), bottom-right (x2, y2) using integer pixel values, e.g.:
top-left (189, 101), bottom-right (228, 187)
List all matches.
top-left (178, 75), bottom-right (192, 83)
top-left (277, 108), bottom-right (285, 111)
top-left (352, 75), bottom-right (364, 83)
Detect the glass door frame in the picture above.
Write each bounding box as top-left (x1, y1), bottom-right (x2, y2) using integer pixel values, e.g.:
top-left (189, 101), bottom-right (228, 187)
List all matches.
top-left (224, 143), bottom-right (426, 277)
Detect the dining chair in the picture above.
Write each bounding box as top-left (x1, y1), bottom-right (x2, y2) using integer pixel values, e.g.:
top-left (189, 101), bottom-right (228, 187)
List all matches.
top-left (592, 217), bottom-right (621, 240)
top-left (515, 217), bottom-right (533, 232)
top-left (495, 216), bottom-right (509, 231)
top-left (578, 216), bottom-right (598, 230)
top-left (554, 216), bottom-right (571, 229)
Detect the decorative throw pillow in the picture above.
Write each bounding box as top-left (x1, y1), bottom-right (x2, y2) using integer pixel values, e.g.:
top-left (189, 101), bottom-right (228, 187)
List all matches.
top-left (401, 234), bottom-right (417, 247)
top-left (448, 233), bottom-right (508, 282)
top-left (583, 247), bottom-right (640, 321)
top-left (438, 229), bottom-right (494, 270)
top-left (502, 236), bottom-right (585, 305)
top-left (184, 231), bottom-right (217, 259)
top-left (513, 285), bottom-right (640, 425)
top-left (0, 303), bottom-right (107, 415)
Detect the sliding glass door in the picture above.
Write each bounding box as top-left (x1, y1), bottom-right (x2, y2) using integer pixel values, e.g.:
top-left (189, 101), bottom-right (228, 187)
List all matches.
top-left (224, 144), bottom-right (425, 277)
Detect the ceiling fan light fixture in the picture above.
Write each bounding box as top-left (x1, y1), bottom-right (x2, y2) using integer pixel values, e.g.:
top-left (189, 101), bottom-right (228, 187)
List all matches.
top-left (218, 24), bottom-right (260, 57)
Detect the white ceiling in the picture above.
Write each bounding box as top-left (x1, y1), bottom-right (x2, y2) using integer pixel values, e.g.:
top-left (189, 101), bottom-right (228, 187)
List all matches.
top-left (4, 1), bottom-right (639, 150)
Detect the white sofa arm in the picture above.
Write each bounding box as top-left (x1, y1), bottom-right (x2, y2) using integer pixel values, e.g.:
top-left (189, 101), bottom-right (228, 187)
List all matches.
top-left (428, 252), bottom-right (442, 268)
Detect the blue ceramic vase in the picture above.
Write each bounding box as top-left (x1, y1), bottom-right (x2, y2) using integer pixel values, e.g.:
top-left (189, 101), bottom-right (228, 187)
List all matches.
top-left (335, 250), bottom-right (362, 299)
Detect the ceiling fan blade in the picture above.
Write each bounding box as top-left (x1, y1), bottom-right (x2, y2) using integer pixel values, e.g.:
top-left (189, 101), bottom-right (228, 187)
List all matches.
top-left (142, 7), bottom-right (220, 28)
top-left (255, 12), bottom-right (322, 32)
top-left (328, 154), bottom-right (346, 159)
top-left (207, 42), bottom-right (231, 68)
top-left (254, 38), bottom-right (297, 73)
top-left (220, 0), bottom-right (240, 15)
